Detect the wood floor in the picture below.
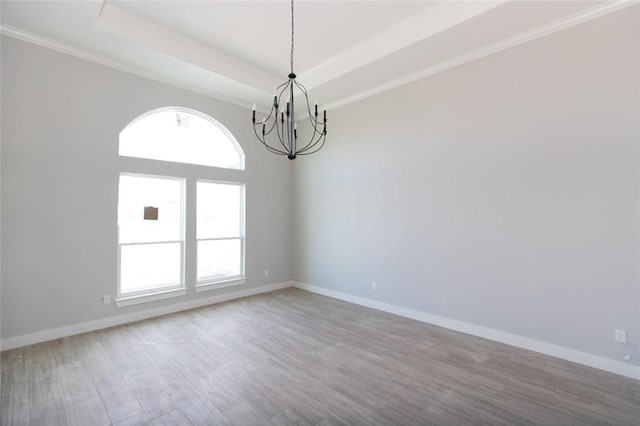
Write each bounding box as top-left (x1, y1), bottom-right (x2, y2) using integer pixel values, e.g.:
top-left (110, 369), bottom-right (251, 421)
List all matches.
top-left (2, 288), bottom-right (639, 425)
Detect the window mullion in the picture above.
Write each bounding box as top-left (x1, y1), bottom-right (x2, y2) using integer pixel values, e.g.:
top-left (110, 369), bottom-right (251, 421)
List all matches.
top-left (184, 178), bottom-right (198, 289)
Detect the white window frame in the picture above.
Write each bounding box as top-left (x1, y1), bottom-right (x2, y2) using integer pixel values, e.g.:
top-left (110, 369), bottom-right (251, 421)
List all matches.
top-left (194, 180), bottom-right (246, 292)
top-left (115, 107), bottom-right (246, 307)
top-left (116, 173), bottom-right (187, 307)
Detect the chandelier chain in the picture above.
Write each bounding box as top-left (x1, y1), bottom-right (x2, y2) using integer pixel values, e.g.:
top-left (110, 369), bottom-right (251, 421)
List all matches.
top-left (290, 0), bottom-right (294, 73)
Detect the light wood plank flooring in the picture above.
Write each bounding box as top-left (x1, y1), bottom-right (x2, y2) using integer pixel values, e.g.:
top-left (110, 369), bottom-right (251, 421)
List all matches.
top-left (2, 288), bottom-right (639, 425)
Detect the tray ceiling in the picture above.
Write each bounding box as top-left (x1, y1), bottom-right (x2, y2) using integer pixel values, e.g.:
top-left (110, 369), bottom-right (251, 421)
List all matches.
top-left (0, 1), bottom-right (632, 111)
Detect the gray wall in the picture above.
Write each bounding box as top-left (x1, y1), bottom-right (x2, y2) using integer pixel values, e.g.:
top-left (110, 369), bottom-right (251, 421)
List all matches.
top-left (294, 8), bottom-right (640, 365)
top-left (1, 36), bottom-right (293, 339)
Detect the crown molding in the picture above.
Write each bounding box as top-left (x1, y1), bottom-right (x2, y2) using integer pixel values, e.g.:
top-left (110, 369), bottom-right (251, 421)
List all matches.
top-left (328, 0), bottom-right (636, 111)
top-left (95, 1), bottom-right (278, 91)
top-left (0, 24), bottom-right (261, 112)
top-left (300, 0), bottom-right (510, 90)
top-left (1, 1), bottom-right (635, 115)
top-left (1, 24), bottom-right (127, 74)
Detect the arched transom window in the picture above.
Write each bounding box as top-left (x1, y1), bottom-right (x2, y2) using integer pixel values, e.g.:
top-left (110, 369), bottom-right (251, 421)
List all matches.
top-left (119, 107), bottom-right (244, 170)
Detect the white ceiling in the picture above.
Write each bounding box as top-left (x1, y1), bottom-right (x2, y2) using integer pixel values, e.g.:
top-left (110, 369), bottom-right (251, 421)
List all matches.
top-left (0, 1), bottom-right (632, 112)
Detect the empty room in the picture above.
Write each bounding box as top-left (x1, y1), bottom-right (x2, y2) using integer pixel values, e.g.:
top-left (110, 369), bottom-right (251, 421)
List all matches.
top-left (1, 0), bottom-right (639, 425)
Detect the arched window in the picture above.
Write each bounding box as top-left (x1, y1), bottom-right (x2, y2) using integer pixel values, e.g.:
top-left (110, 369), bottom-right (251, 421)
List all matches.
top-left (119, 107), bottom-right (244, 170)
top-left (116, 108), bottom-right (245, 307)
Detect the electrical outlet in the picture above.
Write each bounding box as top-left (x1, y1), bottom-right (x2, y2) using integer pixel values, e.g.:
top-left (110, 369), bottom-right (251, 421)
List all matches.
top-left (264, 269), bottom-right (269, 277)
top-left (614, 329), bottom-right (627, 343)
top-left (102, 295), bottom-right (111, 304)
top-left (371, 282), bottom-right (377, 290)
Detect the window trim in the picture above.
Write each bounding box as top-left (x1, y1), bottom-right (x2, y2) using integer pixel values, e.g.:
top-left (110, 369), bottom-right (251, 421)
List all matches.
top-left (116, 173), bottom-right (187, 299)
top-left (195, 179), bottom-right (246, 288)
top-left (115, 287), bottom-right (188, 308)
top-left (194, 278), bottom-right (247, 293)
top-left (116, 107), bottom-right (246, 307)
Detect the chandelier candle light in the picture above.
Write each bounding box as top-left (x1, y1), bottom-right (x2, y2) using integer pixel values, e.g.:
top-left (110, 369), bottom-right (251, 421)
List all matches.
top-left (251, 0), bottom-right (327, 160)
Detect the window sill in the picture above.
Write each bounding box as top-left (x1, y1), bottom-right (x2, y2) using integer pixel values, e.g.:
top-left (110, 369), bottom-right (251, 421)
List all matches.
top-left (194, 277), bottom-right (246, 293)
top-left (115, 287), bottom-right (187, 307)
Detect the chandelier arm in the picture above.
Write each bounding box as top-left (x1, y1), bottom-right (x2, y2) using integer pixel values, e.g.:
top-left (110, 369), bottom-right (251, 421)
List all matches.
top-left (295, 119), bottom-right (323, 153)
top-left (297, 112), bottom-right (327, 153)
top-left (305, 113), bottom-right (325, 127)
top-left (255, 137), bottom-right (288, 156)
top-left (303, 114), bottom-right (328, 147)
top-left (308, 114), bottom-right (328, 138)
top-left (298, 134), bottom-right (327, 155)
top-left (253, 123), bottom-right (267, 139)
top-left (267, 147), bottom-right (289, 156)
top-left (275, 81), bottom-right (290, 115)
top-left (262, 140), bottom-right (289, 155)
top-left (306, 114), bottom-right (324, 127)
top-left (253, 124), bottom-right (288, 155)
top-left (253, 120), bottom-right (278, 139)
top-left (292, 80), bottom-right (312, 108)
top-left (263, 115), bottom-right (280, 136)
top-left (277, 79), bottom-right (290, 90)
top-left (265, 145), bottom-right (288, 155)
top-left (293, 80), bottom-right (325, 126)
top-left (263, 120), bottom-right (291, 155)
top-left (283, 111), bottom-right (290, 153)
top-left (296, 126), bottom-right (323, 152)
top-left (254, 78), bottom-right (288, 120)
top-left (292, 78), bottom-right (308, 96)
top-left (276, 81), bottom-right (290, 103)
top-left (292, 80), bottom-right (316, 120)
top-left (252, 124), bottom-right (267, 144)
top-left (295, 103), bottom-right (326, 153)
top-left (274, 112), bottom-right (293, 154)
top-left (306, 114), bottom-right (323, 126)
top-left (271, 80), bottom-right (295, 144)
top-left (263, 102), bottom-right (280, 124)
top-left (297, 133), bottom-right (324, 154)
top-left (280, 79), bottom-right (294, 153)
top-left (288, 107), bottom-right (296, 154)
top-left (291, 89), bottom-right (297, 155)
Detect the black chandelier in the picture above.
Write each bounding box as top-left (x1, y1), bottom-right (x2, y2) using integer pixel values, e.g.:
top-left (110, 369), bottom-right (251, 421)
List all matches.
top-left (252, 0), bottom-right (327, 160)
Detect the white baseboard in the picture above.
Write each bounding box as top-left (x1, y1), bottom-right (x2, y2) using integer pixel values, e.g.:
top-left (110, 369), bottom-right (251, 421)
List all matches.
top-left (1, 281), bottom-right (294, 351)
top-left (293, 282), bottom-right (640, 381)
top-left (5, 280), bottom-right (638, 380)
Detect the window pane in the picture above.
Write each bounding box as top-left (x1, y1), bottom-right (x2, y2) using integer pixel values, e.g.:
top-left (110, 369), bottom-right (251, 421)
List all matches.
top-left (118, 175), bottom-right (182, 244)
top-left (119, 110), bottom-right (243, 170)
top-left (121, 243), bottom-right (181, 294)
top-left (197, 182), bottom-right (242, 239)
top-left (197, 239), bottom-right (241, 282)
